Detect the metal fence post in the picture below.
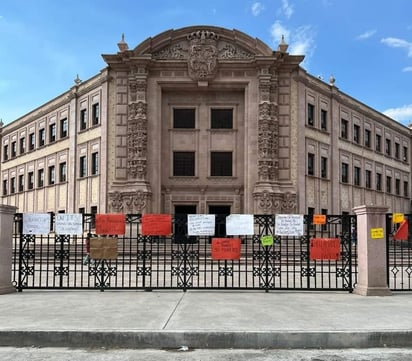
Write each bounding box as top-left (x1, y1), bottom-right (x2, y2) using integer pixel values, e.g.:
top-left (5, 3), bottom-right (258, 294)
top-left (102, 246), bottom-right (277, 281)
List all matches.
top-left (0, 205), bottom-right (17, 294)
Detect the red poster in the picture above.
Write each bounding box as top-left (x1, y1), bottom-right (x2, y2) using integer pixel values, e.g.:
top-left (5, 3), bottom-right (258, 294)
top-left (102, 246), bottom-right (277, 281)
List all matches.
top-left (95, 214), bottom-right (126, 235)
top-left (310, 238), bottom-right (340, 261)
top-left (211, 238), bottom-right (241, 260)
top-left (393, 219), bottom-right (409, 241)
top-left (141, 214), bottom-right (172, 236)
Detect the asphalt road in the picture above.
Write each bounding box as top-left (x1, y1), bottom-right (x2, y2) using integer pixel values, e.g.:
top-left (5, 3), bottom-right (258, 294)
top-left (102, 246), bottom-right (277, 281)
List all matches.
top-left (1, 347), bottom-right (412, 360)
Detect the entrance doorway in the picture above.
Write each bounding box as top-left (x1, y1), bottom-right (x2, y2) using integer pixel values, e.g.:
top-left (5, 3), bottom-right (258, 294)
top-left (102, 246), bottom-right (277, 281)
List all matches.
top-left (208, 205), bottom-right (231, 238)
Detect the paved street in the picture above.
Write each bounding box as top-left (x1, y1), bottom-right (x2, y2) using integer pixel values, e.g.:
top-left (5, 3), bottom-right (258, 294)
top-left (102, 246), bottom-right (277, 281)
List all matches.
top-left (1, 347), bottom-right (412, 360)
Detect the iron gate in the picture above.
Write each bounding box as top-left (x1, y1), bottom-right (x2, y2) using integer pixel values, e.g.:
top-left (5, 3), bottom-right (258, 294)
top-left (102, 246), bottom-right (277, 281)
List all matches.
top-left (12, 213), bottom-right (357, 292)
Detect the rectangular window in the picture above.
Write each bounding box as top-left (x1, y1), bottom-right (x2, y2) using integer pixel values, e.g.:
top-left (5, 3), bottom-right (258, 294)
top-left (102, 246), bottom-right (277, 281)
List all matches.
top-left (341, 162), bottom-right (349, 183)
top-left (59, 162), bottom-right (67, 182)
top-left (91, 152), bottom-right (99, 175)
top-left (80, 109), bottom-right (87, 130)
top-left (211, 108), bottom-right (233, 129)
top-left (353, 124), bottom-right (360, 144)
top-left (211, 151), bottom-right (232, 176)
top-left (10, 177), bottom-right (15, 194)
top-left (395, 178), bottom-right (401, 195)
top-left (79, 156), bottom-right (87, 177)
top-left (2, 179), bottom-right (7, 196)
top-left (364, 129), bottom-right (371, 148)
top-left (48, 165), bottom-right (55, 185)
top-left (307, 153), bottom-right (315, 176)
top-left (365, 170), bottom-right (371, 189)
top-left (395, 142), bottom-right (400, 159)
top-left (308, 207), bottom-right (315, 230)
top-left (321, 156), bottom-right (328, 178)
top-left (173, 152), bottom-right (195, 176)
top-left (375, 134), bottom-right (381, 152)
top-left (29, 133), bottom-right (35, 151)
top-left (386, 176), bottom-right (392, 193)
top-left (28, 172), bottom-right (34, 190)
top-left (11, 141), bottom-right (16, 158)
top-left (49, 123), bottom-right (56, 143)
top-left (173, 108), bottom-right (195, 128)
top-left (403, 146), bottom-right (408, 162)
top-left (307, 104), bottom-right (314, 126)
top-left (39, 129), bottom-right (45, 147)
top-left (91, 206), bottom-right (98, 229)
top-left (376, 172), bottom-right (382, 191)
top-left (354, 166), bottom-right (361, 186)
top-left (320, 109), bottom-right (327, 131)
top-left (3, 145), bottom-right (8, 161)
top-left (60, 118), bottom-right (68, 138)
top-left (18, 175), bottom-right (24, 192)
top-left (341, 119), bottom-right (348, 139)
top-left (385, 138), bottom-right (391, 156)
top-left (19, 137), bottom-right (25, 154)
top-left (92, 103), bottom-right (100, 125)
top-left (404, 181), bottom-right (409, 197)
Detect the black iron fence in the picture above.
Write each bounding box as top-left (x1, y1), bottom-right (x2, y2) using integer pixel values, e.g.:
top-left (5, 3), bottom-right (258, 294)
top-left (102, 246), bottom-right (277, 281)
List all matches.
top-left (386, 214), bottom-right (412, 291)
top-left (12, 213), bottom-right (357, 292)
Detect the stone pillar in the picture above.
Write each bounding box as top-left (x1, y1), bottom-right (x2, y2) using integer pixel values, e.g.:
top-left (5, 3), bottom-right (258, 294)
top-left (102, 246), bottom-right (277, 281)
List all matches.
top-left (353, 205), bottom-right (391, 296)
top-left (0, 204), bottom-right (17, 294)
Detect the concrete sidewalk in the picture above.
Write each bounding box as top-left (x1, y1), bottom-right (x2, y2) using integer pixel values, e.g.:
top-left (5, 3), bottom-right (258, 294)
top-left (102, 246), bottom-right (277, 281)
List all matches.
top-left (0, 290), bottom-right (411, 349)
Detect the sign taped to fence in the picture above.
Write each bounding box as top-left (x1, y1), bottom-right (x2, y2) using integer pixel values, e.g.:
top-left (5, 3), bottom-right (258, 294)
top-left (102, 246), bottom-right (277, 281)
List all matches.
top-left (392, 213), bottom-right (404, 224)
top-left (211, 238), bottom-right (241, 260)
top-left (141, 214), bottom-right (172, 236)
top-left (55, 213), bottom-right (83, 235)
top-left (187, 214), bottom-right (215, 236)
top-left (23, 213), bottom-right (51, 235)
top-left (261, 235), bottom-right (274, 246)
top-left (310, 238), bottom-right (340, 260)
top-left (89, 237), bottom-right (118, 260)
top-left (275, 214), bottom-right (304, 236)
top-left (226, 214), bottom-right (254, 235)
top-left (313, 214), bottom-right (326, 225)
top-left (95, 214), bottom-right (126, 235)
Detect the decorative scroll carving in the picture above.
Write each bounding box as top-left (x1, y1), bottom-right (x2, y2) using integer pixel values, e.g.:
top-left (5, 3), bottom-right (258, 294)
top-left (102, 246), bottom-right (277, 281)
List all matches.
top-left (109, 190), bottom-right (151, 213)
top-left (153, 44), bottom-right (187, 59)
top-left (219, 43), bottom-right (254, 59)
top-left (282, 192), bottom-right (297, 213)
top-left (254, 191), bottom-right (297, 214)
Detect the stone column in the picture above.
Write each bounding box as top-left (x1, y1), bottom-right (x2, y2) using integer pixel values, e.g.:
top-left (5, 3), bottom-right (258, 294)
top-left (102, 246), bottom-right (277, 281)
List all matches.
top-left (353, 205), bottom-right (391, 296)
top-left (0, 204), bottom-right (17, 294)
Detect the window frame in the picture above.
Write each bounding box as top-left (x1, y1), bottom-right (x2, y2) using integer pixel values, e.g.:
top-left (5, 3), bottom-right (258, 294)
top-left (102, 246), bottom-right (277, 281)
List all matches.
top-left (173, 108), bottom-right (196, 129)
top-left (173, 151), bottom-right (195, 177)
top-left (211, 151), bottom-right (233, 177)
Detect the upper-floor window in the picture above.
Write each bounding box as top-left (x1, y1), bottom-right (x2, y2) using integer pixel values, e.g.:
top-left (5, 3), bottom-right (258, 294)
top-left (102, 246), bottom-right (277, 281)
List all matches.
top-left (18, 174), bottom-right (24, 192)
top-left (79, 156), bottom-right (87, 177)
top-left (60, 118), bottom-right (68, 138)
top-left (39, 128), bottom-right (45, 147)
top-left (365, 170), bottom-right (371, 189)
top-left (341, 162), bottom-right (349, 183)
top-left (395, 178), bottom-right (401, 195)
top-left (2, 179), bottom-right (8, 196)
top-left (91, 152), bottom-right (99, 175)
top-left (80, 109), bottom-right (87, 130)
top-left (211, 151), bottom-right (232, 176)
top-left (321, 156), bottom-right (328, 178)
top-left (173, 108), bottom-right (195, 128)
top-left (341, 119), bottom-right (348, 139)
top-left (375, 134), bottom-right (381, 152)
top-left (92, 103), bottom-right (100, 125)
top-left (353, 124), bottom-right (360, 144)
top-left (307, 104), bottom-right (314, 126)
top-left (385, 138), bottom-right (391, 156)
top-left (10, 177), bottom-right (15, 194)
top-left (364, 129), bottom-right (371, 148)
top-left (49, 124), bottom-right (56, 143)
top-left (3, 144), bottom-right (8, 161)
top-left (403, 146), bottom-right (408, 162)
top-left (29, 133), bottom-right (35, 151)
top-left (307, 153), bottom-right (315, 176)
top-left (386, 176), bottom-right (392, 193)
top-left (59, 162), bottom-right (67, 183)
top-left (395, 142), bottom-right (400, 159)
top-left (173, 151), bottom-right (195, 176)
top-left (354, 166), bottom-right (361, 186)
top-left (376, 172), bottom-right (382, 191)
top-left (11, 141), bottom-right (17, 158)
top-left (48, 165), bottom-right (55, 185)
top-left (38, 169), bottom-right (44, 187)
top-left (211, 108), bottom-right (233, 129)
top-left (19, 137), bottom-right (25, 154)
top-left (28, 172), bottom-right (34, 190)
top-left (320, 109), bottom-right (327, 131)
top-left (404, 181), bottom-right (409, 197)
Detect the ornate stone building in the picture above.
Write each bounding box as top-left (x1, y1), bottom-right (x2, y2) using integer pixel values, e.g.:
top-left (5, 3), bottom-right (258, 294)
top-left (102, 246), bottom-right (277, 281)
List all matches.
top-left (1, 26), bottom-right (411, 216)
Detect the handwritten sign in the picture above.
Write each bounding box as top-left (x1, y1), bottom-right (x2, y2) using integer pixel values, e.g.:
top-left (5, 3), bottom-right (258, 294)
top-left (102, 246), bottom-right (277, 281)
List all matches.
top-left (211, 238), bottom-right (241, 260)
top-left (55, 213), bottom-right (83, 235)
top-left (89, 237), bottom-right (118, 260)
top-left (310, 238), bottom-right (340, 260)
top-left (313, 214), bottom-right (326, 225)
top-left (142, 214), bottom-right (172, 236)
top-left (371, 227), bottom-right (384, 239)
top-left (187, 214), bottom-right (215, 236)
top-left (23, 213), bottom-right (51, 235)
top-left (261, 235), bottom-right (274, 246)
top-left (95, 214), bottom-right (126, 235)
top-left (392, 213), bottom-right (404, 224)
top-left (275, 214), bottom-right (304, 236)
top-left (226, 214), bottom-right (254, 235)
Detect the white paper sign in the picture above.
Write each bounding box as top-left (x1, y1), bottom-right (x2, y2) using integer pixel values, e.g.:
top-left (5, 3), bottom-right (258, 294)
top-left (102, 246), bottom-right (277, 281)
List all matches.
top-left (187, 214), bottom-right (215, 236)
top-left (55, 213), bottom-right (83, 235)
top-left (275, 214), bottom-right (304, 236)
top-left (23, 213), bottom-right (51, 235)
top-left (226, 214), bottom-right (254, 235)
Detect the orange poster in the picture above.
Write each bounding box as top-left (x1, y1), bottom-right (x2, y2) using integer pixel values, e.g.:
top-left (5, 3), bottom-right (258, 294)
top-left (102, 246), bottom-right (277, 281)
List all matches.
top-left (211, 238), bottom-right (241, 260)
top-left (313, 214), bottom-right (326, 225)
top-left (95, 214), bottom-right (126, 235)
top-left (141, 214), bottom-right (172, 236)
top-left (310, 238), bottom-right (340, 261)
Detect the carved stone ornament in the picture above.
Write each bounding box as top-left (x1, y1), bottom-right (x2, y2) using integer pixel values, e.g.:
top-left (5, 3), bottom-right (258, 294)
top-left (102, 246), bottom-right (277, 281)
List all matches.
top-left (109, 190), bottom-right (150, 213)
top-left (187, 30), bottom-right (219, 81)
top-left (254, 191), bottom-right (297, 214)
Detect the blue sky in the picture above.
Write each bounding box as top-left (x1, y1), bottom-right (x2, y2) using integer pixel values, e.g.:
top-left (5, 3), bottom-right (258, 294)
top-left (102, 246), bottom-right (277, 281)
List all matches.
top-left (1, 0), bottom-right (411, 125)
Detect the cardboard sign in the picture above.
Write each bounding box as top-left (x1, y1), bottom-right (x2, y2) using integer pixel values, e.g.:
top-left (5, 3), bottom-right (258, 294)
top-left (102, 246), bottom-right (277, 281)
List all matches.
top-left (226, 214), bottom-right (254, 235)
top-left (275, 214), bottom-right (304, 236)
top-left (392, 213), bottom-right (404, 224)
top-left (310, 238), bottom-right (340, 260)
top-left (95, 214), bottom-right (126, 235)
top-left (141, 214), bottom-right (172, 236)
top-left (371, 228), bottom-right (384, 239)
top-left (211, 238), bottom-right (241, 260)
top-left (261, 235), bottom-right (274, 246)
top-left (55, 213), bottom-right (83, 235)
top-left (23, 213), bottom-right (51, 235)
top-left (89, 237), bottom-right (118, 260)
top-left (313, 214), bottom-right (326, 225)
top-left (188, 214), bottom-right (215, 236)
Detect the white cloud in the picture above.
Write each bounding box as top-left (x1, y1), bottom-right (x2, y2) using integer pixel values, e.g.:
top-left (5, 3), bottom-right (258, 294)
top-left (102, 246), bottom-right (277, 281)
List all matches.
top-left (270, 20), bottom-right (290, 43)
top-left (403, 66), bottom-right (412, 72)
top-left (381, 37), bottom-right (412, 57)
top-left (281, 0), bottom-right (294, 19)
top-left (251, 2), bottom-right (264, 16)
top-left (383, 104), bottom-right (412, 123)
top-left (356, 30), bottom-right (376, 40)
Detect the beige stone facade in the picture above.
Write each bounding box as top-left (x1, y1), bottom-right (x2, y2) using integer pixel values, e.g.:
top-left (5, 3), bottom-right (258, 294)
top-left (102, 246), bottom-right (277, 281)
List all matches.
top-left (1, 26), bottom-right (411, 215)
